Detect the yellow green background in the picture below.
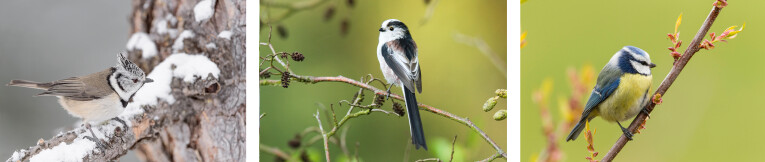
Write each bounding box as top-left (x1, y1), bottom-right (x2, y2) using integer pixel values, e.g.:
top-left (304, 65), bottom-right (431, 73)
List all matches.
top-left (522, 0), bottom-right (762, 161)
top-left (260, 0), bottom-right (507, 161)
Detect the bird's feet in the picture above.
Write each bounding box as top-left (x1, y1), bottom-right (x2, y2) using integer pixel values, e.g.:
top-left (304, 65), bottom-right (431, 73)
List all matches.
top-left (385, 85), bottom-right (393, 100)
top-left (82, 123), bottom-right (107, 152)
top-left (641, 107), bottom-right (651, 118)
top-left (617, 121), bottom-right (634, 141)
top-left (111, 117), bottom-right (128, 132)
top-left (620, 127), bottom-right (634, 140)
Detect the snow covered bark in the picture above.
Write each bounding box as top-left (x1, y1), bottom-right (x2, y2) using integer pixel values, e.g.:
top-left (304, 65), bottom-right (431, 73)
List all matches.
top-left (6, 0), bottom-right (245, 161)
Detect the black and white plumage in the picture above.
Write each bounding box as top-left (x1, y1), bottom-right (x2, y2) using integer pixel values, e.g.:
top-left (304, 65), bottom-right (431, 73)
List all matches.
top-left (7, 52), bottom-right (153, 123)
top-left (377, 19), bottom-right (427, 150)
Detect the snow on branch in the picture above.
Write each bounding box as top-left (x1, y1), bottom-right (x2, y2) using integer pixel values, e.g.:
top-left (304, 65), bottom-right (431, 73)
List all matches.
top-left (7, 54), bottom-right (221, 162)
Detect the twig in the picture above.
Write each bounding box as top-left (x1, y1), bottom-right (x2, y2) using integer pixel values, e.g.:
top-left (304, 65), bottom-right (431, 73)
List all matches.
top-left (261, 0), bottom-right (332, 24)
top-left (260, 24), bottom-right (505, 160)
top-left (601, 2), bottom-right (726, 161)
top-left (454, 33), bottom-right (507, 77)
top-left (415, 158), bottom-right (441, 162)
top-left (478, 152), bottom-right (503, 162)
top-left (421, 0), bottom-right (440, 25)
top-left (450, 135), bottom-right (457, 162)
top-left (340, 125), bottom-right (350, 158)
top-left (262, 75), bottom-right (507, 159)
top-left (314, 110), bottom-right (331, 162)
top-left (259, 144), bottom-right (291, 161)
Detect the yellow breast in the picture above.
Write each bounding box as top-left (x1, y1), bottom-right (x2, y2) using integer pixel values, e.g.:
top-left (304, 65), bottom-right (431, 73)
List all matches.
top-left (597, 73), bottom-right (652, 122)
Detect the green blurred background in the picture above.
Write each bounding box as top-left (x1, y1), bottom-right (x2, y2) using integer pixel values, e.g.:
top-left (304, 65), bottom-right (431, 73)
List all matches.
top-left (260, 0), bottom-right (506, 161)
top-left (522, 0), bottom-right (762, 161)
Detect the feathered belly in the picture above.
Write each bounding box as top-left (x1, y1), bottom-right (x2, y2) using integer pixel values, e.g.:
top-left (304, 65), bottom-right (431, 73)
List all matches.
top-left (377, 49), bottom-right (400, 85)
top-left (58, 93), bottom-right (124, 123)
top-left (598, 74), bottom-right (652, 122)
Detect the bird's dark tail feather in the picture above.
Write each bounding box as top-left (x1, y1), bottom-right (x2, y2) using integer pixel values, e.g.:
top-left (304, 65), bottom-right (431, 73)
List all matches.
top-left (403, 86), bottom-right (427, 150)
top-left (566, 117), bottom-right (587, 141)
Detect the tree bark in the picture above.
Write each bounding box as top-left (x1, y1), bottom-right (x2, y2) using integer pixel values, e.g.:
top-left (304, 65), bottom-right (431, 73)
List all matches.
top-left (5, 0), bottom-right (245, 161)
top-left (129, 0), bottom-right (246, 161)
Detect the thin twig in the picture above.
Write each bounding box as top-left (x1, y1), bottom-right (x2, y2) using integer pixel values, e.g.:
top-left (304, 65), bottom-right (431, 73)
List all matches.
top-left (454, 33), bottom-right (507, 76)
top-left (260, 0), bottom-right (331, 24)
top-left (340, 125), bottom-right (351, 158)
top-left (314, 110), bottom-right (331, 162)
top-left (261, 75), bottom-right (507, 159)
top-left (478, 152), bottom-right (503, 162)
top-left (259, 143), bottom-right (291, 161)
top-left (601, 2), bottom-right (726, 161)
top-left (415, 158), bottom-right (442, 162)
top-left (450, 135), bottom-right (457, 162)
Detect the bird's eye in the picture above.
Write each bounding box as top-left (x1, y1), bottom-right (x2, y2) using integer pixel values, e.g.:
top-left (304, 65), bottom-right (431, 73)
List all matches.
top-left (388, 26), bottom-right (394, 31)
top-left (132, 79), bottom-right (138, 83)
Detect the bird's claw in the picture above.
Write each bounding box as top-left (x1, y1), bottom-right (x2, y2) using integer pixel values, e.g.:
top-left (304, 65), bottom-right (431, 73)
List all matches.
top-left (82, 135), bottom-right (108, 152)
top-left (385, 89), bottom-right (392, 100)
top-left (641, 108), bottom-right (651, 118)
top-left (111, 117), bottom-right (128, 132)
top-left (621, 127), bottom-right (634, 140)
top-left (83, 123), bottom-right (108, 152)
top-left (385, 84), bottom-right (393, 100)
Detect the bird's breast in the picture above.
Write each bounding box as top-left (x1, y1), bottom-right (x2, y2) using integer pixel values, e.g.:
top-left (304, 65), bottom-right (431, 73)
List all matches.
top-left (58, 93), bottom-right (125, 123)
top-left (598, 74), bottom-right (652, 122)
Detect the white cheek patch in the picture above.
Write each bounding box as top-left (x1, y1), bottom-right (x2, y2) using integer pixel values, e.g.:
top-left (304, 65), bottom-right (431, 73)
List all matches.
top-left (630, 60), bottom-right (651, 75)
top-left (110, 75), bottom-right (130, 102)
top-left (379, 31), bottom-right (405, 43)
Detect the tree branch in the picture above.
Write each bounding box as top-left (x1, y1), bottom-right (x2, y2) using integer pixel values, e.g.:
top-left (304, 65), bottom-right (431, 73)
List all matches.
top-left (601, 2), bottom-right (726, 161)
top-left (261, 74), bottom-right (507, 159)
top-left (7, 0), bottom-right (246, 160)
top-left (260, 15), bottom-right (505, 159)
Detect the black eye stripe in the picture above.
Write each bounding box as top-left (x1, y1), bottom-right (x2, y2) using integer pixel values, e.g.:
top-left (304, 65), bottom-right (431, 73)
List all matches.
top-left (115, 73), bottom-right (125, 91)
top-left (632, 59), bottom-right (648, 66)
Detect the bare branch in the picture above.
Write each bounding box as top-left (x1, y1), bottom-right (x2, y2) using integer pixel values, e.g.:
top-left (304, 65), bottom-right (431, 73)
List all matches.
top-left (602, 1), bottom-right (728, 161)
top-left (262, 75), bottom-right (507, 159)
top-left (314, 110), bottom-right (331, 162)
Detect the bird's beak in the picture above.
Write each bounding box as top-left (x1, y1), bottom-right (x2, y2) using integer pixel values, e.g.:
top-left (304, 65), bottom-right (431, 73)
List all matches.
top-left (144, 78), bottom-right (154, 83)
top-left (379, 28), bottom-right (385, 32)
top-left (649, 63), bottom-right (657, 68)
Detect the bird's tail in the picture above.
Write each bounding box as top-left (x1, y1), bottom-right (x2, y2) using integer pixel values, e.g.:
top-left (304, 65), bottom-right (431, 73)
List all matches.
top-left (403, 86), bottom-right (427, 150)
top-left (7, 80), bottom-right (50, 90)
top-left (566, 116), bottom-right (588, 141)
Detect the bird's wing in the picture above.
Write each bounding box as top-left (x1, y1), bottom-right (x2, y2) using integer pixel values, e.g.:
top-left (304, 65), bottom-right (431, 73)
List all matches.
top-left (581, 66), bottom-right (623, 118)
top-left (37, 77), bottom-right (111, 101)
top-left (382, 39), bottom-right (420, 92)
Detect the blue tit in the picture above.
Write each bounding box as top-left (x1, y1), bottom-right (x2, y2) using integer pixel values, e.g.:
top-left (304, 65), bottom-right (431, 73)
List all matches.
top-left (566, 46), bottom-right (656, 141)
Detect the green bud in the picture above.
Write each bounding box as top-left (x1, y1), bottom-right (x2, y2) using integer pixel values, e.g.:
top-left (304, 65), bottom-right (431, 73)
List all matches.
top-left (495, 89), bottom-right (507, 98)
top-left (483, 96), bottom-right (499, 112)
top-left (494, 110), bottom-right (507, 121)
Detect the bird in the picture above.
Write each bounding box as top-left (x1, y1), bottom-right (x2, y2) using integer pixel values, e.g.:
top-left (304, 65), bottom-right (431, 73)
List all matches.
top-left (377, 19), bottom-right (427, 150)
top-left (7, 52), bottom-right (153, 148)
top-left (566, 46), bottom-right (656, 141)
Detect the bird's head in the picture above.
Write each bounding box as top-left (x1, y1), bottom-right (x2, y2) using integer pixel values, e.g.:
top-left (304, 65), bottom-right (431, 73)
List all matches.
top-left (610, 46), bottom-right (656, 75)
top-left (378, 19), bottom-right (411, 43)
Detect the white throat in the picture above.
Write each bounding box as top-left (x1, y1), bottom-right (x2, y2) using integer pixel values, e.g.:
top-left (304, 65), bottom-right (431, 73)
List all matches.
top-left (379, 31), bottom-right (404, 44)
